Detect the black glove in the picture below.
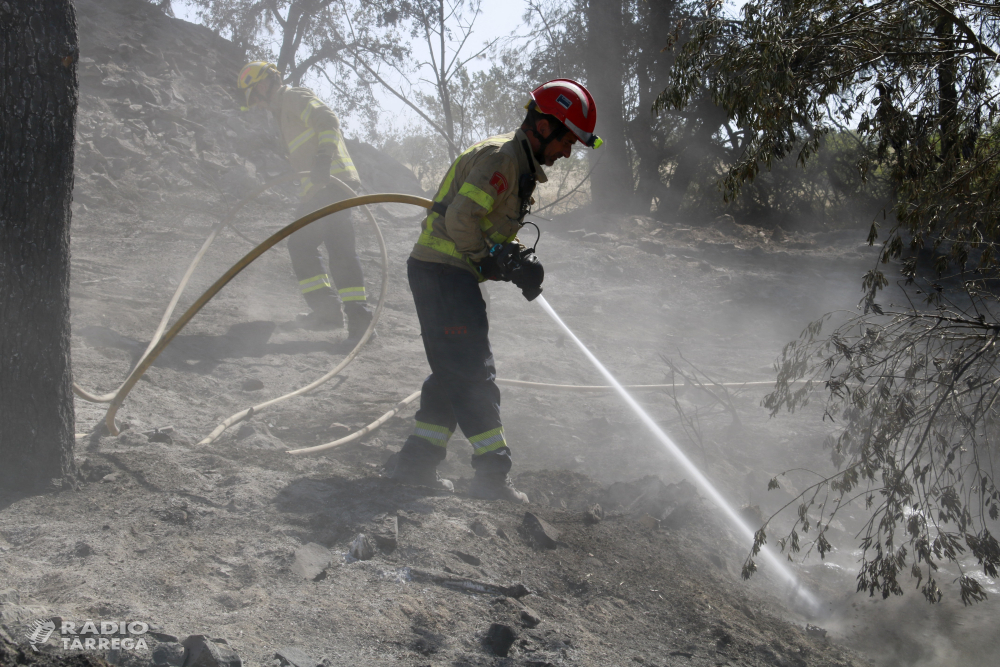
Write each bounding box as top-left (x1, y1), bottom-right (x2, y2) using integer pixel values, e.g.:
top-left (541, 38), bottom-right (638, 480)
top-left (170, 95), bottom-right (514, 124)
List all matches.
top-left (476, 255), bottom-right (507, 281)
top-left (510, 252), bottom-right (544, 301)
top-left (310, 152), bottom-right (333, 189)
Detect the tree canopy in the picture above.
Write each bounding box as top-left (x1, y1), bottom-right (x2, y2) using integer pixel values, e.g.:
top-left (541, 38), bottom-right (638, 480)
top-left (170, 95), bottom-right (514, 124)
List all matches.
top-left (659, 0), bottom-right (1000, 286)
top-left (660, 0), bottom-right (1000, 604)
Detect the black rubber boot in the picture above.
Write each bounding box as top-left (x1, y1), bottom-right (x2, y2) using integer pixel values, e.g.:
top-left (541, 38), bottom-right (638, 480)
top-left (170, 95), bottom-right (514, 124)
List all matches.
top-left (469, 472), bottom-right (528, 504)
top-left (298, 296), bottom-right (344, 330)
top-left (387, 453), bottom-right (453, 492)
top-left (344, 302), bottom-right (374, 347)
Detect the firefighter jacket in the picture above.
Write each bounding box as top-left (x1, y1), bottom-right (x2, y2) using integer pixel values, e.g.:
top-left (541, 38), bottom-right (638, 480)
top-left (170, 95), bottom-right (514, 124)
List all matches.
top-left (410, 129), bottom-right (548, 278)
top-left (267, 85), bottom-right (360, 199)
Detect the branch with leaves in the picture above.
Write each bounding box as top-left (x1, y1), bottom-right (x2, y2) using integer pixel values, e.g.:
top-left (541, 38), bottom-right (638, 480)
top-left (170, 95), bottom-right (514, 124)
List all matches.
top-left (756, 277), bottom-right (1000, 604)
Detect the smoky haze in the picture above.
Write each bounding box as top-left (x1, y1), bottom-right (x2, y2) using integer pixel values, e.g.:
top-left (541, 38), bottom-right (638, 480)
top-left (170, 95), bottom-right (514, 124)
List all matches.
top-left (0, 0), bottom-right (993, 666)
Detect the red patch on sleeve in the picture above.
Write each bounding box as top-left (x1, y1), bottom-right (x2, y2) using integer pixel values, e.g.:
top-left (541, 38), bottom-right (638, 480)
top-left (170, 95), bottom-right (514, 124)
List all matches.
top-left (489, 171), bottom-right (508, 195)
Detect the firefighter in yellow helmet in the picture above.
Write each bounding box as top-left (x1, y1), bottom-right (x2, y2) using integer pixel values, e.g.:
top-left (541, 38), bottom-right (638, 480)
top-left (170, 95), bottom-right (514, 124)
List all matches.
top-left (237, 61), bottom-right (372, 343)
top-left (388, 80), bottom-right (602, 503)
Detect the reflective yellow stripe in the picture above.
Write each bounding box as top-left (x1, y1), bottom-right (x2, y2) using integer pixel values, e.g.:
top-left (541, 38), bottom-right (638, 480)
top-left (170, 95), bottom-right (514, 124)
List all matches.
top-left (288, 128), bottom-right (315, 154)
top-left (301, 99), bottom-right (322, 125)
top-left (318, 130), bottom-right (338, 145)
top-left (300, 176), bottom-right (315, 197)
top-left (458, 182), bottom-right (495, 212)
top-left (331, 158), bottom-right (357, 173)
top-left (338, 286), bottom-right (366, 302)
top-left (417, 229), bottom-right (465, 260)
top-left (299, 274), bottom-right (331, 294)
top-left (469, 426), bottom-right (507, 455)
top-left (332, 134), bottom-right (359, 178)
top-left (424, 140), bottom-right (489, 232)
top-left (478, 217), bottom-right (514, 244)
top-left (413, 420), bottom-right (452, 448)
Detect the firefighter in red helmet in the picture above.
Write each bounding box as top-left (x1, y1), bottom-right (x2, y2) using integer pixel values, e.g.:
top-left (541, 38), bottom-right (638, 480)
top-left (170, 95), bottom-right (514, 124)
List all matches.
top-left (388, 80), bottom-right (601, 503)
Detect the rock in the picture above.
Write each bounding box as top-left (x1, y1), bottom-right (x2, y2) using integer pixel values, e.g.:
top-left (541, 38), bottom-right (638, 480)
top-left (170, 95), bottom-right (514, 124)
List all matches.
top-left (80, 459), bottom-right (114, 482)
top-left (148, 429), bottom-right (173, 444)
top-left (241, 377), bottom-right (264, 391)
top-left (806, 624), bottom-right (828, 639)
top-left (449, 550), bottom-right (481, 566)
top-left (149, 632), bottom-right (181, 643)
top-left (274, 647), bottom-right (321, 667)
top-left (349, 533), bottom-right (375, 561)
top-left (370, 514), bottom-right (398, 551)
top-left (291, 542), bottom-right (332, 581)
top-left (117, 429), bottom-right (148, 447)
top-left (160, 506), bottom-right (189, 525)
top-left (152, 642), bottom-right (186, 666)
top-left (638, 515), bottom-right (661, 532)
top-left (470, 518), bottom-right (491, 537)
top-left (74, 541), bottom-right (95, 558)
top-left (235, 421), bottom-right (284, 449)
top-left (771, 226), bottom-right (787, 243)
top-left (713, 214), bottom-right (741, 236)
top-left (180, 635), bottom-right (242, 667)
top-left (484, 623), bottom-right (516, 657)
top-left (584, 503), bottom-right (604, 524)
top-left (519, 608), bottom-right (541, 628)
top-left (522, 512), bottom-right (560, 549)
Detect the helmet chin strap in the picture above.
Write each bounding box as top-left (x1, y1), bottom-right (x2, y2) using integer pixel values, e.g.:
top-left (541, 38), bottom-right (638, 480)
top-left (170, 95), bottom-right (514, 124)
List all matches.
top-left (525, 126), bottom-right (555, 164)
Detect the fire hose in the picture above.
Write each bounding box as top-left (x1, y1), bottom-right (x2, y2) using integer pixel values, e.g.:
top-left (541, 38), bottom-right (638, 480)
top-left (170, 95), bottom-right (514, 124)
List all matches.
top-left (72, 172), bottom-right (359, 404)
top-left (99, 189), bottom-right (408, 435)
top-left (76, 178), bottom-right (791, 444)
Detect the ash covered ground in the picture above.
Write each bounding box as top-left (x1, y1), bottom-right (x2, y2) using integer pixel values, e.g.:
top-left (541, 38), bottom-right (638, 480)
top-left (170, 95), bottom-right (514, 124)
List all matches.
top-left (1, 1), bottom-right (995, 665)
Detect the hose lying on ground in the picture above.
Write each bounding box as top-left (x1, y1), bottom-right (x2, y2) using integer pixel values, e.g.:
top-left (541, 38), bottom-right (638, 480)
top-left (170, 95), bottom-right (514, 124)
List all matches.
top-left (198, 181), bottom-right (389, 444)
top-left (284, 378), bottom-right (788, 455)
top-left (101, 191), bottom-right (423, 435)
top-left (73, 171), bottom-right (321, 404)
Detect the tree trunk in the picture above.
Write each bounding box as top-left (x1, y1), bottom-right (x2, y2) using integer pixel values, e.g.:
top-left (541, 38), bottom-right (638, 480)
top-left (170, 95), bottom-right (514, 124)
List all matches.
top-left (631, 0), bottom-right (678, 214)
top-left (583, 0), bottom-right (633, 213)
top-left (935, 9), bottom-right (958, 166)
top-left (0, 0), bottom-right (78, 492)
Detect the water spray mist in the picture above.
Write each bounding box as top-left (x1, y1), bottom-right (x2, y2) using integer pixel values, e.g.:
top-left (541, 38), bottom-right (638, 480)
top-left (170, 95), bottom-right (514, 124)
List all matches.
top-left (535, 295), bottom-right (819, 610)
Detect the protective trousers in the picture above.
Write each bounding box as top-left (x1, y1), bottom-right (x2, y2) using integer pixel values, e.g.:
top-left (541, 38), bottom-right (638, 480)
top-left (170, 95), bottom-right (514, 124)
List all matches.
top-left (399, 257), bottom-right (512, 474)
top-left (289, 185), bottom-right (368, 316)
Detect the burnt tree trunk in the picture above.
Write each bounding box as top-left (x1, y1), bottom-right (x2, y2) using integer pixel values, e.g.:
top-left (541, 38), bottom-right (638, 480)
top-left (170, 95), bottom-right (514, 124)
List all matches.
top-left (584, 0), bottom-right (633, 213)
top-left (0, 0), bottom-right (78, 492)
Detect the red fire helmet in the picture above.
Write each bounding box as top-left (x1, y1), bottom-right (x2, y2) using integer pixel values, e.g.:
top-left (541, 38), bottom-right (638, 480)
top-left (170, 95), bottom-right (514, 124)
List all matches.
top-left (528, 79), bottom-right (602, 148)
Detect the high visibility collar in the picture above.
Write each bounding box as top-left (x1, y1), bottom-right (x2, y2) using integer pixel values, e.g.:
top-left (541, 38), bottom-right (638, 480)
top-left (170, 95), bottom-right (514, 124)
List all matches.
top-left (513, 129), bottom-right (548, 184)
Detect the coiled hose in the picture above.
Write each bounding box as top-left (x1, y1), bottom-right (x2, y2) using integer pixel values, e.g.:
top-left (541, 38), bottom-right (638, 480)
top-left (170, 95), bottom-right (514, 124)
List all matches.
top-left (73, 171), bottom-right (345, 404)
top-left (101, 190), bottom-right (423, 435)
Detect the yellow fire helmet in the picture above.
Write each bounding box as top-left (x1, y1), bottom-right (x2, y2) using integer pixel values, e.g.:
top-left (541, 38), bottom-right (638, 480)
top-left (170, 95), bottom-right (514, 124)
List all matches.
top-left (237, 61), bottom-right (280, 107)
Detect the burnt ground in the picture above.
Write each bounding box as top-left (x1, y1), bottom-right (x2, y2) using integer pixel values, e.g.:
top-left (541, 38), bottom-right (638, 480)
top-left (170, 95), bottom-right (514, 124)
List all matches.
top-left (1, 1), bottom-right (997, 666)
